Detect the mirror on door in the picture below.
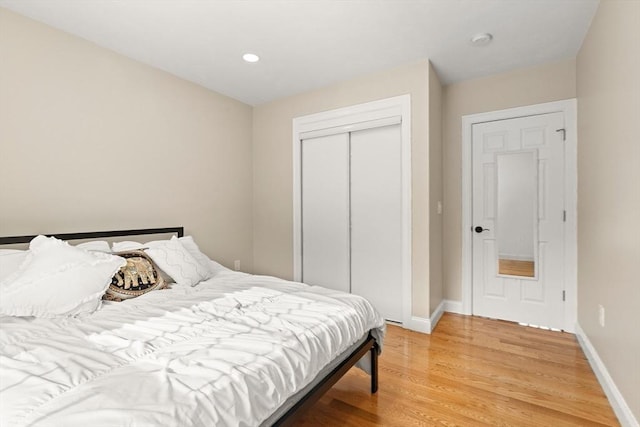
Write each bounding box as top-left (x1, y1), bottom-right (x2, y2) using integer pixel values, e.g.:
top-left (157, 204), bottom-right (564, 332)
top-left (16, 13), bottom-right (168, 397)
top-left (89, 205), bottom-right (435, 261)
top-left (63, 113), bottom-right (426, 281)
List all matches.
top-left (496, 150), bottom-right (538, 279)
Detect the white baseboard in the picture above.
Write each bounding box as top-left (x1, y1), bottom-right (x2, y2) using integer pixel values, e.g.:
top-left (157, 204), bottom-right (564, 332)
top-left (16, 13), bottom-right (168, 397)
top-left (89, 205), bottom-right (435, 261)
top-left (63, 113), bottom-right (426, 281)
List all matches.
top-left (429, 300), bottom-right (445, 332)
top-left (575, 323), bottom-right (639, 427)
top-left (443, 299), bottom-right (464, 314)
top-left (404, 300), bottom-right (446, 334)
top-left (405, 316), bottom-right (431, 334)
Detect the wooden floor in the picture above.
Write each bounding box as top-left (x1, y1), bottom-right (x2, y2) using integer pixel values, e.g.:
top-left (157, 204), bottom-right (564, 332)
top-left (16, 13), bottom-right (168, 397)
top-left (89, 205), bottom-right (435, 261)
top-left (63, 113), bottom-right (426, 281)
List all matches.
top-left (296, 313), bottom-right (619, 426)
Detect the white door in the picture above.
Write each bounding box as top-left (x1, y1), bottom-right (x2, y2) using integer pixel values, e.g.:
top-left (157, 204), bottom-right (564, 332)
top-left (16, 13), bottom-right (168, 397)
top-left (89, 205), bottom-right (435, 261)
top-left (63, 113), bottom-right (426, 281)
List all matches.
top-left (351, 125), bottom-right (403, 322)
top-left (472, 112), bottom-right (565, 329)
top-left (301, 133), bottom-right (350, 293)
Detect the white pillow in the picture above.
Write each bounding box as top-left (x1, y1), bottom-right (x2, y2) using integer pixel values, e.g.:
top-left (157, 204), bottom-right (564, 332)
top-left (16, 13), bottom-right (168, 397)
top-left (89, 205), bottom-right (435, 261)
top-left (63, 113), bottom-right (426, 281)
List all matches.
top-left (0, 236), bottom-right (126, 318)
top-left (76, 240), bottom-right (111, 253)
top-left (112, 239), bottom-right (207, 286)
top-left (110, 241), bottom-right (146, 251)
top-left (0, 249), bottom-right (28, 282)
top-left (176, 235), bottom-right (228, 278)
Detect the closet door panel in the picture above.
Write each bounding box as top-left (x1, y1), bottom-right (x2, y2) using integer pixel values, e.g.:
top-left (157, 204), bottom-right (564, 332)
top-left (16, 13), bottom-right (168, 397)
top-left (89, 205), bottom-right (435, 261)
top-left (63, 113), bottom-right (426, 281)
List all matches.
top-left (350, 125), bottom-right (403, 321)
top-left (301, 133), bottom-right (350, 293)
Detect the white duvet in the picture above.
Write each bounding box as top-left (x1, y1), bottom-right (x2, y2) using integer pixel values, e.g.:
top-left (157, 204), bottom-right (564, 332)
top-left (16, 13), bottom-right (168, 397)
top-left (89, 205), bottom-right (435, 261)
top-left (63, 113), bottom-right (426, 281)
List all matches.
top-left (0, 271), bottom-right (385, 427)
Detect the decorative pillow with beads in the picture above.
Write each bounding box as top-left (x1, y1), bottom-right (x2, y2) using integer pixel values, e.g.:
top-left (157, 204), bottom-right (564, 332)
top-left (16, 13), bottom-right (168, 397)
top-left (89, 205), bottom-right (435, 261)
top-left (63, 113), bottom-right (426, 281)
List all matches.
top-left (104, 251), bottom-right (166, 301)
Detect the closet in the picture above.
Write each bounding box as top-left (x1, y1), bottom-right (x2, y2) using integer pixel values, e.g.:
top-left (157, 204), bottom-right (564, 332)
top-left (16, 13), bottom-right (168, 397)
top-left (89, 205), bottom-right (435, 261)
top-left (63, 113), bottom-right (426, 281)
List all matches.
top-left (300, 122), bottom-right (403, 322)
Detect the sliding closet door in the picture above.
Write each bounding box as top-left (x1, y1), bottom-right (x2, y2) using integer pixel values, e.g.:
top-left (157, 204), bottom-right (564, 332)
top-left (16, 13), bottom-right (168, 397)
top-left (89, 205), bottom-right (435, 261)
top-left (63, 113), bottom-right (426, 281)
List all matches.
top-left (301, 133), bottom-right (350, 293)
top-left (350, 124), bottom-right (403, 322)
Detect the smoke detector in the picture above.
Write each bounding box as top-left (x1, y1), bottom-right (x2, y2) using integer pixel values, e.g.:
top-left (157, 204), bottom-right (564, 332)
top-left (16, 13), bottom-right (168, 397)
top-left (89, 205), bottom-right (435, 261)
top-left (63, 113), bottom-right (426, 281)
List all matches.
top-left (470, 33), bottom-right (493, 46)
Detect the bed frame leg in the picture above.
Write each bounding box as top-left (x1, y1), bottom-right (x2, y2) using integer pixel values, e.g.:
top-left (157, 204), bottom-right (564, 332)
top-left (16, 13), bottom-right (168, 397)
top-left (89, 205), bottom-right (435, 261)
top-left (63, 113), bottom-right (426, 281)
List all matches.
top-left (370, 343), bottom-right (379, 394)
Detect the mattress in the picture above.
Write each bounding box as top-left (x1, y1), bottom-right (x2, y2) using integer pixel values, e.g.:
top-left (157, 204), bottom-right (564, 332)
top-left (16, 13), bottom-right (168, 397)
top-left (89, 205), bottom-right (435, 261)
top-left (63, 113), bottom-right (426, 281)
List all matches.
top-left (0, 270), bottom-right (385, 427)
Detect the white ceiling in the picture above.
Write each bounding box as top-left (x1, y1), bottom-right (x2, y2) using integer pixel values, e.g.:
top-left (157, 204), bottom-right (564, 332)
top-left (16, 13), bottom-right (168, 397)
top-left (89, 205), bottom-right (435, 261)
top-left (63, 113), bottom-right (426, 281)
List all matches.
top-left (0, 0), bottom-right (599, 106)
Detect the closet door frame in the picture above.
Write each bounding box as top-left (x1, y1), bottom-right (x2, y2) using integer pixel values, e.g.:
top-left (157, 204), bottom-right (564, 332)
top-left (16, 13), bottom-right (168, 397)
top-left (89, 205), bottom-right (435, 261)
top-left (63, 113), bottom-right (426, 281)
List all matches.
top-left (292, 94), bottom-right (412, 327)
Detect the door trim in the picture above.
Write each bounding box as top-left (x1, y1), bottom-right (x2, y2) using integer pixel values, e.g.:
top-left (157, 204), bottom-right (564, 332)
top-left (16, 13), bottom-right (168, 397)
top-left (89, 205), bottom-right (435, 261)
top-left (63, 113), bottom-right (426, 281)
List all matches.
top-left (461, 99), bottom-right (577, 332)
top-left (292, 94), bottom-right (412, 327)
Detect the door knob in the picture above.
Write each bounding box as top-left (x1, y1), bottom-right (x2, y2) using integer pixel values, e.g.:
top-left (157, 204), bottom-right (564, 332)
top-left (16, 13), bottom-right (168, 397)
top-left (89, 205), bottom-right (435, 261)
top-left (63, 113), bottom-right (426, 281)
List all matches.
top-left (474, 226), bottom-right (490, 233)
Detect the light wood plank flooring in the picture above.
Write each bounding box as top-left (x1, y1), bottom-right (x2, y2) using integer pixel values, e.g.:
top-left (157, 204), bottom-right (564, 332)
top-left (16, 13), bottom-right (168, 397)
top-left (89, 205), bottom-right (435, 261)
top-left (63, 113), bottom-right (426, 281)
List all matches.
top-left (296, 313), bottom-right (618, 426)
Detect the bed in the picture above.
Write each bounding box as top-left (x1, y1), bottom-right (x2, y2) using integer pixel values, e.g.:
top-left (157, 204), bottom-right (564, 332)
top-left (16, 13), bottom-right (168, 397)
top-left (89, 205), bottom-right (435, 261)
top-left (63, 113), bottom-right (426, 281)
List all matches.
top-left (0, 227), bottom-right (384, 427)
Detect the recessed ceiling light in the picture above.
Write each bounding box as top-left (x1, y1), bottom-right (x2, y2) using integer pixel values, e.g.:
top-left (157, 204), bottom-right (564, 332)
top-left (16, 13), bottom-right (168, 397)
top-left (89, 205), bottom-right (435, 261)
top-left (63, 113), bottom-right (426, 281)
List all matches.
top-left (470, 33), bottom-right (493, 46)
top-left (242, 53), bottom-right (260, 63)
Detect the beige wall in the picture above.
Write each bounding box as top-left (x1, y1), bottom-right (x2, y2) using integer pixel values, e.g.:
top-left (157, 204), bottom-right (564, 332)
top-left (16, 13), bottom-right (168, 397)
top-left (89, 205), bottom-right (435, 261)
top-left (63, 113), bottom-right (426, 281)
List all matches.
top-left (576, 0), bottom-right (640, 421)
top-left (253, 61), bottom-right (432, 318)
top-left (442, 59), bottom-right (576, 301)
top-left (0, 8), bottom-right (254, 270)
top-left (428, 63), bottom-right (443, 313)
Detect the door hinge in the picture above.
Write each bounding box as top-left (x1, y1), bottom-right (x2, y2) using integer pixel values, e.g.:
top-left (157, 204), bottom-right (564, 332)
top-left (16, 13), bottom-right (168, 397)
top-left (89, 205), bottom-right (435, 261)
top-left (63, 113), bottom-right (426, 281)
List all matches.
top-left (556, 128), bottom-right (566, 141)
top-left (562, 290), bottom-right (566, 302)
top-left (563, 210), bottom-right (567, 222)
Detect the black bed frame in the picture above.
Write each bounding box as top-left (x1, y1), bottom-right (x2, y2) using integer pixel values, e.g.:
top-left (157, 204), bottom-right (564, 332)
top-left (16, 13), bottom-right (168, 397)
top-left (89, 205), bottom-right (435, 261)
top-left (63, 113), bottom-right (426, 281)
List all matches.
top-left (0, 226), bottom-right (379, 426)
top-left (0, 227), bottom-right (185, 245)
